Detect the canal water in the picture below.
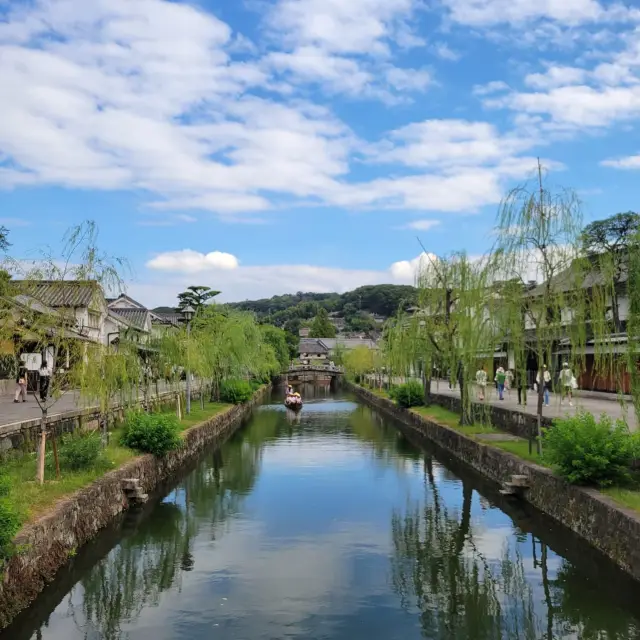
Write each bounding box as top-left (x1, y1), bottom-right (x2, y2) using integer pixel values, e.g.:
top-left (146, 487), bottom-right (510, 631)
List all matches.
top-left (4, 388), bottom-right (640, 639)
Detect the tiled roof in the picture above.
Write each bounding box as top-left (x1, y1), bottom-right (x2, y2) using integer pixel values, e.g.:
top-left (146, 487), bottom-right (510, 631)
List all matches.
top-left (152, 311), bottom-right (183, 325)
top-left (110, 308), bottom-right (148, 330)
top-left (299, 339), bottom-right (329, 354)
top-left (320, 338), bottom-right (378, 350)
top-left (14, 280), bottom-right (101, 308)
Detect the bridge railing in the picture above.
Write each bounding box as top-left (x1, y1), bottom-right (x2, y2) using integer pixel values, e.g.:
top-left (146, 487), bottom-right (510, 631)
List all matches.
top-left (285, 364), bottom-right (344, 374)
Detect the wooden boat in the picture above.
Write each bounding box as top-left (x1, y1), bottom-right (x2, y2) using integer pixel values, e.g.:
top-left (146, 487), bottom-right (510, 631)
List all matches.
top-left (284, 395), bottom-right (303, 411)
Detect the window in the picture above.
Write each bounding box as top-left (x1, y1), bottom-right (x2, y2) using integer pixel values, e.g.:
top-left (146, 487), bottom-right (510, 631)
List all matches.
top-left (88, 312), bottom-right (101, 329)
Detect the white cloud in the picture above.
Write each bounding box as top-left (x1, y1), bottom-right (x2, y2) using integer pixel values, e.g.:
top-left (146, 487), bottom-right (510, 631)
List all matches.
top-left (601, 154), bottom-right (640, 169)
top-left (402, 219), bottom-right (441, 231)
top-left (373, 119), bottom-right (535, 169)
top-left (434, 43), bottom-right (461, 61)
top-left (389, 252), bottom-right (438, 282)
top-left (137, 246), bottom-right (442, 304)
top-left (0, 0), bottom-right (561, 218)
top-left (268, 0), bottom-right (421, 55)
top-left (442, 0), bottom-right (636, 27)
top-left (147, 250), bottom-right (240, 273)
top-left (525, 65), bottom-right (588, 89)
top-left (472, 80), bottom-right (510, 96)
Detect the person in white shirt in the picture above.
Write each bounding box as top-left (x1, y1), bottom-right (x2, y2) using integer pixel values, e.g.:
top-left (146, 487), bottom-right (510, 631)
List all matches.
top-left (476, 366), bottom-right (488, 401)
top-left (536, 365), bottom-right (552, 406)
top-left (559, 362), bottom-right (574, 406)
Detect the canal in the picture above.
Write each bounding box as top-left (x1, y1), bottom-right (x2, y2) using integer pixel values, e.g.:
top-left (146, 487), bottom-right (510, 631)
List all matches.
top-left (4, 388), bottom-right (640, 639)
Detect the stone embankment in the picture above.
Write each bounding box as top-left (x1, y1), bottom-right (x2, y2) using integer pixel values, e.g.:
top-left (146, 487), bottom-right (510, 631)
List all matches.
top-left (0, 386), bottom-right (270, 630)
top-left (350, 383), bottom-right (640, 584)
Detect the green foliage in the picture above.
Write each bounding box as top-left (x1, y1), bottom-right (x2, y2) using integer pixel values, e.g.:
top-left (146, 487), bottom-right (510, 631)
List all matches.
top-left (121, 412), bottom-right (182, 457)
top-left (228, 285), bottom-right (417, 329)
top-left (543, 412), bottom-right (638, 487)
top-left (260, 324), bottom-right (290, 370)
top-left (59, 432), bottom-right (103, 471)
top-left (0, 496), bottom-right (21, 561)
top-left (220, 379), bottom-right (254, 404)
top-left (177, 285), bottom-right (220, 313)
top-left (390, 380), bottom-right (425, 408)
top-left (309, 307), bottom-right (336, 338)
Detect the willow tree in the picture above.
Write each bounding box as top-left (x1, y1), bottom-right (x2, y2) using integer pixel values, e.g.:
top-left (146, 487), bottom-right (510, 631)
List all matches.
top-left (77, 338), bottom-right (141, 445)
top-left (402, 252), bottom-right (497, 425)
top-left (492, 163), bottom-right (611, 450)
top-left (1, 222), bottom-right (126, 483)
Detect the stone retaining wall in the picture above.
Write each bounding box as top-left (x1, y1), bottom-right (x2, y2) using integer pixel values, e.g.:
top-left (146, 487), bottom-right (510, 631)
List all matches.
top-left (429, 391), bottom-right (553, 439)
top-left (349, 383), bottom-right (640, 583)
top-left (0, 385), bottom-right (270, 630)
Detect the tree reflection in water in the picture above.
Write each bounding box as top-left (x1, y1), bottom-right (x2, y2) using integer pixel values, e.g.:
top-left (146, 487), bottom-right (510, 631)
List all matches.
top-left (390, 457), bottom-right (640, 640)
top-left (72, 409), bottom-right (282, 640)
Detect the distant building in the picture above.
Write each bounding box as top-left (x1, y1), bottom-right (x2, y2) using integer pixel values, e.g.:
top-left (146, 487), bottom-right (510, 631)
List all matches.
top-left (299, 339), bottom-right (329, 362)
top-left (299, 327), bottom-right (310, 338)
top-left (298, 337), bottom-right (377, 362)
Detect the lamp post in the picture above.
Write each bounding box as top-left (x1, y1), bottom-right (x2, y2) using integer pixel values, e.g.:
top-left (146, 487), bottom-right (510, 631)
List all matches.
top-left (182, 305), bottom-right (195, 415)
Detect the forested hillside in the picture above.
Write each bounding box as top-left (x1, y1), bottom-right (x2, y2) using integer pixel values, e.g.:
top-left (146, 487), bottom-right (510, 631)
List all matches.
top-left (229, 285), bottom-right (417, 332)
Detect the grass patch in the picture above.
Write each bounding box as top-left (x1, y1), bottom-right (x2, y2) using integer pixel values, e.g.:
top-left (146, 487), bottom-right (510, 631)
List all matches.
top-left (490, 440), bottom-right (549, 466)
top-left (603, 486), bottom-right (640, 514)
top-left (178, 401), bottom-right (231, 430)
top-left (2, 401), bottom-right (232, 528)
top-left (1, 436), bottom-right (136, 523)
top-left (411, 405), bottom-right (496, 435)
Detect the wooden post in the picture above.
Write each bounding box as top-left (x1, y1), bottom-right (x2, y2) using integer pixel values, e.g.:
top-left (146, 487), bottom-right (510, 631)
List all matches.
top-left (176, 392), bottom-right (182, 421)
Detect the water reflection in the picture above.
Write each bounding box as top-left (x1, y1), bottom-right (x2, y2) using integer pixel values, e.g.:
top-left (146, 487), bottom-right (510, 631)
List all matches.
top-left (4, 393), bottom-right (640, 640)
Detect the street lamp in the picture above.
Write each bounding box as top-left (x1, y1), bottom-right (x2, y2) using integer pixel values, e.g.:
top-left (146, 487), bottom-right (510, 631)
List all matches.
top-left (182, 305), bottom-right (195, 415)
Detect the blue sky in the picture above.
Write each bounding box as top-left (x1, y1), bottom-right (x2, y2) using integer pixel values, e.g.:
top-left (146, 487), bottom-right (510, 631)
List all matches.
top-left (1, 0), bottom-right (639, 305)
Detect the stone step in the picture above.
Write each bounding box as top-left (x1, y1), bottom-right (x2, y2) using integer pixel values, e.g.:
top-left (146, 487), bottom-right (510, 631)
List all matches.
top-left (499, 488), bottom-right (516, 496)
top-left (510, 475), bottom-right (530, 487)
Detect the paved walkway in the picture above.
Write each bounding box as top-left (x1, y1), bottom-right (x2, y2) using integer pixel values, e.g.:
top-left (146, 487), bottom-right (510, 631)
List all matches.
top-left (431, 380), bottom-right (638, 430)
top-left (0, 381), bottom-right (185, 429)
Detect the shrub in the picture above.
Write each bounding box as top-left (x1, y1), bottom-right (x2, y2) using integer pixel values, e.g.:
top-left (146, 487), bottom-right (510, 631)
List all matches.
top-left (220, 379), bottom-right (253, 404)
top-left (390, 380), bottom-right (425, 408)
top-left (121, 412), bottom-right (182, 457)
top-left (543, 412), bottom-right (637, 487)
top-left (0, 474), bottom-right (11, 498)
top-left (58, 432), bottom-right (103, 471)
top-left (0, 498), bottom-right (22, 561)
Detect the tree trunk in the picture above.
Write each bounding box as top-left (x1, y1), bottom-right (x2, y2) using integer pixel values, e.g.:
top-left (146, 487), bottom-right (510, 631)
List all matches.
top-left (37, 411), bottom-right (47, 484)
top-left (176, 392), bottom-right (182, 421)
top-left (423, 357), bottom-right (432, 406)
top-left (458, 362), bottom-right (472, 426)
top-left (535, 363), bottom-right (545, 455)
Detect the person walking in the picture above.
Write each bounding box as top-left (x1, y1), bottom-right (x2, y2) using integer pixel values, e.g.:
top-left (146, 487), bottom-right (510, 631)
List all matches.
top-left (536, 365), bottom-right (552, 406)
top-left (559, 362), bottom-right (575, 406)
top-left (514, 368), bottom-right (527, 406)
top-left (39, 360), bottom-right (51, 402)
top-left (495, 367), bottom-right (507, 401)
top-left (505, 369), bottom-right (514, 397)
top-left (476, 366), bottom-right (488, 401)
top-left (14, 365), bottom-right (28, 403)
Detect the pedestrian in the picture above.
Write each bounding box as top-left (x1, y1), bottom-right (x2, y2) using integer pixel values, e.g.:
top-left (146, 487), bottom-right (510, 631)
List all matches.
top-left (476, 366), bottom-right (487, 401)
top-left (495, 367), bottom-right (506, 401)
top-left (536, 365), bottom-right (552, 406)
top-left (559, 362), bottom-right (575, 406)
top-left (14, 365), bottom-right (28, 403)
top-left (505, 369), bottom-right (514, 397)
top-left (515, 368), bottom-right (526, 406)
top-left (39, 360), bottom-right (51, 402)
